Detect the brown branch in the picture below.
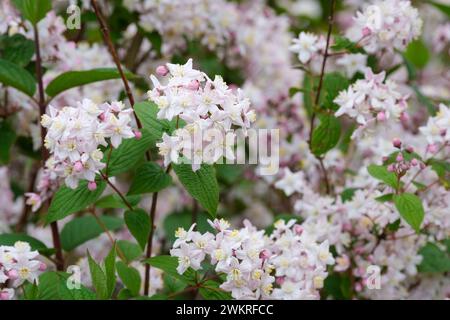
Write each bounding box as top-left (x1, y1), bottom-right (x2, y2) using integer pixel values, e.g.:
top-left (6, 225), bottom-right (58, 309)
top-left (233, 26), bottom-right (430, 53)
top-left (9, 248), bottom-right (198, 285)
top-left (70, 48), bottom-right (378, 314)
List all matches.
top-left (15, 162), bottom-right (39, 232)
top-left (307, 0), bottom-right (336, 195)
top-left (34, 24), bottom-right (64, 271)
top-left (100, 173), bottom-right (133, 211)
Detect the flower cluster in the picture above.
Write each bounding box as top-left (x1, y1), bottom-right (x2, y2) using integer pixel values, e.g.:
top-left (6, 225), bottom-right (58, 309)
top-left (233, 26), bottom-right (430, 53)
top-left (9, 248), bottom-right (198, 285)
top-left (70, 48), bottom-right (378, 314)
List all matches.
top-left (148, 59), bottom-right (255, 171)
top-left (0, 242), bottom-right (46, 300)
top-left (348, 0), bottom-right (422, 53)
top-left (40, 99), bottom-right (135, 189)
top-left (170, 218), bottom-right (334, 300)
top-left (334, 68), bottom-right (409, 139)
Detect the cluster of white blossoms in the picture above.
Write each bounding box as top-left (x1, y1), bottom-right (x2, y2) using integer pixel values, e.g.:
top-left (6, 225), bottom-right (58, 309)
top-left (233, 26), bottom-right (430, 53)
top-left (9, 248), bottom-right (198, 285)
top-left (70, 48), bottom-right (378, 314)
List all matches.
top-left (289, 32), bottom-right (326, 65)
top-left (419, 104), bottom-right (450, 148)
top-left (148, 59), bottom-right (255, 171)
top-left (334, 68), bottom-right (409, 139)
top-left (348, 0), bottom-right (422, 53)
top-left (170, 218), bottom-right (334, 300)
top-left (0, 242), bottom-right (46, 300)
top-left (40, 99), bottom-right (136, 189)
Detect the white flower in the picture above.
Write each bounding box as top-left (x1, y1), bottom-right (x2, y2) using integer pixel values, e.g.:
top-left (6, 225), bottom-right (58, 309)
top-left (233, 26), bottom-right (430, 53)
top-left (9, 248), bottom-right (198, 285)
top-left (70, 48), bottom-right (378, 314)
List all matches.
top-left (289, 32), bottom-right (321, 64)
top-left (336, 53), bottom-right (368, 78)
top-left (274, 168), bottom-right (306, 196)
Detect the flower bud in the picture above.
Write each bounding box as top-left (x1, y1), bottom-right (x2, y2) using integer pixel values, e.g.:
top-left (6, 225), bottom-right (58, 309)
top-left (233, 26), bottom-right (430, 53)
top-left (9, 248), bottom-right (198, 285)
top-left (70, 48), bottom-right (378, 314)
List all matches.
top-left (362, 27), bottom-right (372, 37)
top-left (376, 111), bottom-right (386, 122)
top-left (187, 80), bottom-right (200, 91)
top-left (411, 158), bottom-right (418, 166)
top-left (275, 276), bottom-right (285, 286)
top-left (392, 138), bottom-right (402, 148)
top-left (396, 153), bottom-right (403, 162)
top-left (88, 181), bottom-right (97, 191)
top-left (259, 249), bottom-right (271, 261)
top-left (0, 291), bottom-right (10, 300)
top-left (39, 262), bottom-right (47, 272)
top-left (405, 146), bottom-right (414, 153)
top-left (427, 144), bottom-right (438, 154)
top-left (134, 130), bottom-right (142, 140)
top-left (419, 162), bottom-right (426, 170)
top-left (387, 164), bottom-right (395, 172)
top-left (156, 65), bottom-right (169, 76)
top-left (293, 224), bottom-right (303, 235)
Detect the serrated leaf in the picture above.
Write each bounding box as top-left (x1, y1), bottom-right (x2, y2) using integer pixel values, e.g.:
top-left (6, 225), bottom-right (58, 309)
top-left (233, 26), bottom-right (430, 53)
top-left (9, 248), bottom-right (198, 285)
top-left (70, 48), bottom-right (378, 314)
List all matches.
top-left (116, 240), bottom-right (143, 263)
top-left (341, 188), bottom-right (358, 203)
top-left (134, 101), bottom-right (177, 143)
top-left (116, 261), bottom-right (141, 297)
top-left (375, 193), bottom-right (394, 203)
top-left (87, 252), bottom-right (108, 300)
top-left (172, 164), bottom-right (219, 217)
top-left (104, 244), bottom-right (117, 298)
top-left (0, 58), bottom-right (36, 96)
top-left (46, 180), bottom-right (106, 223)
top-left (35, 271), bottom-right (96, 300)
top-left (418, 242), bottom-right (450, 273)
top-left (60, 215), bottom-right (124, 251)
top-left (199, 280), bottom-right (232, 300)
top-left (124, 209), bottom-right (150, 250)
top-left (0, 34), bottom-right (34, 66)
top-left (322, 72), bottom-right (349, 111)
top-left (128, 162), bottom-right (172, 195)
top-left (393, 193), bottom-right (425, 233)
top-left (404, 39), bottom-right (430, 69)
top-left (12, 0), bottom-right (52, 25)
top-left (95, 194), bottom-right (141, 209)
top-left (331, 36), bottom-right (365, 54)
top-left (145, 255), bottom-right (197, 285)
top-left (367, 164), bottom-right (399, 189)
top-left (45, 68), bottom-right (136, 97)
top-left (0, 233), bottom-right (48, 254)
top-left (105, 128), bottom-right (153, 177)
top-left (311, 115), bottom-right (341, 156)
top-left (428, 159), bottom-right (450, 178)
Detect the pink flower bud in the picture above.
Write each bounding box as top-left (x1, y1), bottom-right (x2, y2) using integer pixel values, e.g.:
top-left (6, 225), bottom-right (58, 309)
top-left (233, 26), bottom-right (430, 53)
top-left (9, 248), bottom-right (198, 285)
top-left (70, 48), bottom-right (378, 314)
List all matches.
top-left (156, 65), bottom-right (169, 76)
top-left (73, 161), bottom-right (83, 172)
top-left (362, 27), bottom-right (372, 37)
top-left (276, 276), bottom-right (285, 286)
top-left (405, 146), bottom-right (414, 153)
top-left (134, 130), bottom-right (142, 140)
top-left (7, 269), bottom-right (19, 280)
top-left (440, 129), bottom-right (447, 137)
top-left (293, 224), bottom-right (303, 235)
top-left (387, 164), bottom-right (395, 172)
top-left (39, 262), bottom-right (47, 272)
top-left (187, 80), bottom-right (200, 91)
top-left (0, 291), bottom-right (10, 300)
top-left (411, 158), bottom-right (418, 166)
top-left (376, 111), bottom-right (386, 122)
top-left (259, 249), bottom-right (271, 261)
top-left (400, 112), bottom-right (409, 122)
top-left (392, 138), bottom-right (402, 148)
top-left (419, 162), bottom-right (426, 169)
top-left (88, 181), bottom-right (97, 191)
top-left (427, 144), bottom-right (438, 154)
top-left (99, 113), bottom-right (106, 122)
top-left (396, 153), bottom-right (404, 162)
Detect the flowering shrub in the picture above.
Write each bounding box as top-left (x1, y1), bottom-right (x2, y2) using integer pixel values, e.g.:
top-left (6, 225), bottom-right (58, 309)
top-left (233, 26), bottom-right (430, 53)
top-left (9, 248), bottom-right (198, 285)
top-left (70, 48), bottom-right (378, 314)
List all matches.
top-left (0, 0), bottom-right (449, 301)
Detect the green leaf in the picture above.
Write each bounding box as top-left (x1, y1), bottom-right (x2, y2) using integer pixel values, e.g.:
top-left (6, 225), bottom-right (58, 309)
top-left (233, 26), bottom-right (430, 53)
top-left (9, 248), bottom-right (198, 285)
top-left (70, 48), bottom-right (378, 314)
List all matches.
top-left (323, 273), bottom-right (352, 300)
top-left (104, 244), bottom-right (117, 298)
top-left (215, 164), bottom-right (245, 185)
top-left (428, 159), bottom-right (450, 178)
top-left (172, 164), bottom-right (219, 217)
top-left (322, 72), bottom-right (350, 111)
top-left (393, 193), bottom-right (425, 233)
top-left (311, 115), bottom-right (341, 157)
top-left (0, 233), bottom-right (49, 254)
top-left (87, 251), bottom-right (108, 300)
top-left (128, 162), bottom-right (172, 195)
top-left (428, 1), bottom-right (450, 17)
top-left (60, 215), bottom-right (124, 251)
top-left (302, 73), bottom-right (314, 117)
top-left (46, 180), bottom-right (106, 223)
top-left (375, 193), bottom-right (394, 203)
top-left (367, 164), bottom-right (399, 189)
top-left (124, 209), bottom-right (151, 250)
top-left (331, 36), bottom-right (365, 54)
top-left (116, 261), bottom-right (141, 297)
top-left (418, 242), bottom-right (450, 273)
top-left (95, 194), bottom-right (141, 209)
top-left (0, 120), bottom-right (17, 164)
top-left (117, 288), bottom-right (133, 300)
top-left (145, 255), bottom-right (197, 285)
top-left (105, 128), bottom-right (153, 177)
top-left (0, 34), bottom-right (34, 66)
top-left (199, 280), bottom-right (232, 300)
top-left (35, 271), bottom-right (96, 300)
top-left (45, 68), bottom-right (136, 97)
top-left (0, 58), bottom-right (36, 96)
top-left (341, 188), bottom-right (358, 202)
top-left (134, 101), bottom-right (177, 143)
top-left (404, 39), bottom-right (430, 69)
top-left (22, 281), bottom-right (39, 300)
top-left (116, 240), bottom-right (143, 263)
top-left (12, 0), bottom-right (52, 25)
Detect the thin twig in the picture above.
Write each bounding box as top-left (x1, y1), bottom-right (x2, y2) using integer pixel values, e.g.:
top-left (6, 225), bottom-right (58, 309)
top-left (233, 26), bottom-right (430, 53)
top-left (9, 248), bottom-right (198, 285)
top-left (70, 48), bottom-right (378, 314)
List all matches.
top-left (307, 0), bottom-right (336, 194)
top-left (100, 173), bottom-right (133, 211)
top-left (34, 24), bottom-right (64, 271)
